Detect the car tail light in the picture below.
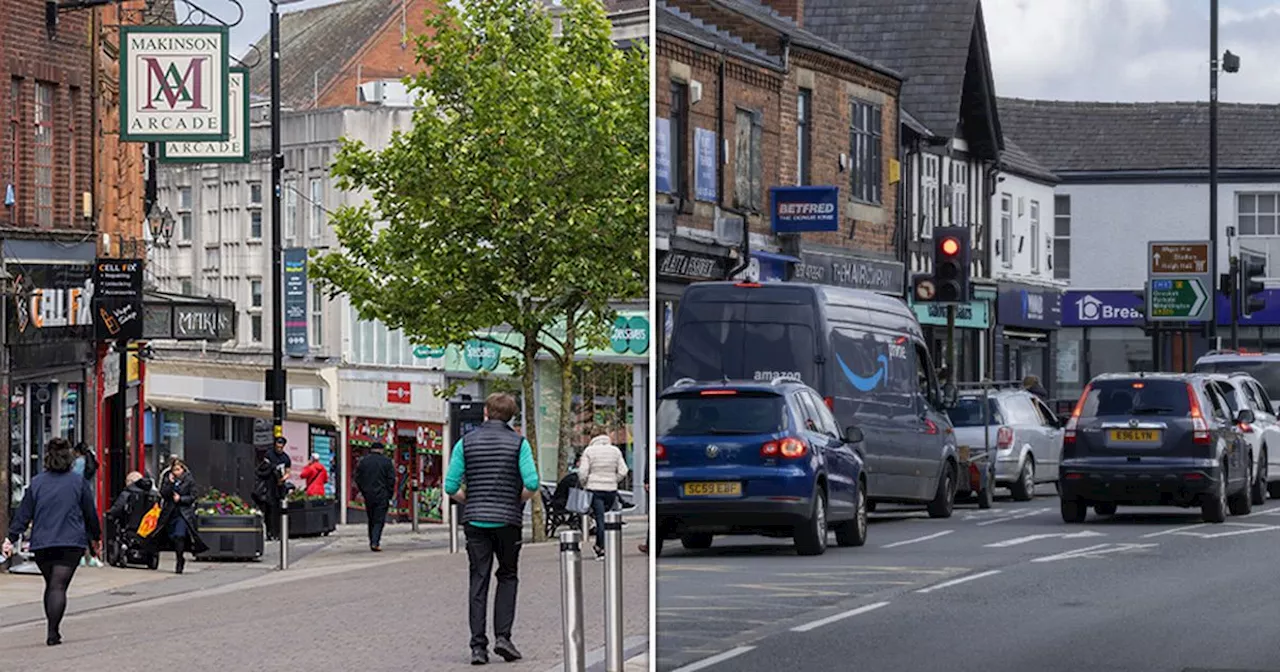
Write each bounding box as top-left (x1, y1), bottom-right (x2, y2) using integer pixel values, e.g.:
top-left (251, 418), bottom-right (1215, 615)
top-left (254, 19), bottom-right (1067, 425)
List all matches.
top-left (824, 396), bottom-right (834, 411)
top-left (1187, 384), bottom-right (1211, 445)
top-left (1063, 384), bottom-right (1090, 448)
top-left (1185, 473), bottom-right (1205, 480)
top-left (968, 463), bottom-right (981, 490)
top-left (655, 443), bottom-right (667, 460)
top-left (996, 426), bottom-right (1014, 449)
top-left (1239, 421), bottom-right (1254, 433)
top-left (762, 437), bottom-right (807, 459)
top-left (700, 390), bottom-right (736, 396)
top-left (924, 419), bottom-right (939, 435)
top-left (735, 282), bottom-right (761, 288)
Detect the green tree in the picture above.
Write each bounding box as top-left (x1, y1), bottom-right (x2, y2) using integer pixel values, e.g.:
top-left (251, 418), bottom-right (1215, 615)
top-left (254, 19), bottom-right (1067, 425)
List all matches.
top-left (310, 0), bottom-right (647, 541)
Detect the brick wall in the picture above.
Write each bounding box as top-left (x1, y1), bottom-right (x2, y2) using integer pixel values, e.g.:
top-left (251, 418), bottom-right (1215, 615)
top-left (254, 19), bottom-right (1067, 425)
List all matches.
top-left (95, 2), bottom-right (147, 257)
top-left (1, 0), bottom-right (93, 233)
top-left (318, 0), bottom-right (438, 109)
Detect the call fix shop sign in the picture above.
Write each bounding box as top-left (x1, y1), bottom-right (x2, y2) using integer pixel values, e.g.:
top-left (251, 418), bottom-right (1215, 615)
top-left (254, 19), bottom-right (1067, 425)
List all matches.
top-left (120, 26), bottom-right (231, 142)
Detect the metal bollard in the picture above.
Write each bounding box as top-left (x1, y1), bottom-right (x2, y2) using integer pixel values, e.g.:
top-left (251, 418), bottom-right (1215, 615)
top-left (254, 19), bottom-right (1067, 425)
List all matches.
top-left (559, 530), bottom-right (586, 672)
top-left (603, 511), bottom-right (625, 672)
top-left (411, 482), bottom-right (420, 533)
top-left (449, 501), bottom-right (460, 554)
top-left (279, 498), bottom-right (289, 570)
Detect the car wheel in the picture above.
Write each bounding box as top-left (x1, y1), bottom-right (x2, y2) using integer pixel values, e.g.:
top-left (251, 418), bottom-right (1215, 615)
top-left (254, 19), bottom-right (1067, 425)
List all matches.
top-left (1011, 458), bottom-right (1035, 502)
top-left (1060, 497), bottom-right (1087, 523)
top-left (927, 462), bottom-right (956, 519)
top-left (1251, 451), bottom-right (1268, 505)
top-left (794, 489), bottom-right (828, 556)
top-left (1202, 465), bottom-right (1229, 523)
top-left (1094, 502), bottom-right (1117, 516)
top-left (147, 554), bottom-right (160, 571)
top-left (680, 533), bottom-right (713, 550)
top-left (977, 468), bottom-right (994, 510)
top-left (835, 482), bottom-right (868, 547)
top-left (1270, 481), bottom-right (1280, 501)
top-left (1228, 460), bottom-right (1253, 516)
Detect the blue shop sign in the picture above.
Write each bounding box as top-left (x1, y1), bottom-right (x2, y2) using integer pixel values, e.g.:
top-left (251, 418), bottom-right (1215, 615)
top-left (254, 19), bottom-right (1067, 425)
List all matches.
top-left (997, 282), bottom-right (1062, 329)
top-left (655, 117), bottom-right (671, 194)
top-left (1063, 290), bottom-right (1145, 327)
top-left (694, 128), bottom-right (717, 202)
top-left (771, 186), bottom-right (839, 233)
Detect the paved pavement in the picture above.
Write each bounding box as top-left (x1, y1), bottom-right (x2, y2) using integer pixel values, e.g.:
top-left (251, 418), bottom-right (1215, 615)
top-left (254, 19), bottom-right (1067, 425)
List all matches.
top-left (1, 518), bottom-right (649, 671)
top-left (656, 485), bottom-right (1280, 671)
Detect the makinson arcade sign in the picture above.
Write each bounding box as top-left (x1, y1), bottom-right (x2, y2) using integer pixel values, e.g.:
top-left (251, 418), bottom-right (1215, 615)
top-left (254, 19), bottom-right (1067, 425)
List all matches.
top-left (119, 26), bottom-right (231, 143)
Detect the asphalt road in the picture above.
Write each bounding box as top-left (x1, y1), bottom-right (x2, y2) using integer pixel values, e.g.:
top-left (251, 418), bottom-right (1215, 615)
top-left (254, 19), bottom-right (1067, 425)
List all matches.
top-left (0, 535), bottom-right (648, 672)
top-left (656, 485), bottom-right (1280, 672)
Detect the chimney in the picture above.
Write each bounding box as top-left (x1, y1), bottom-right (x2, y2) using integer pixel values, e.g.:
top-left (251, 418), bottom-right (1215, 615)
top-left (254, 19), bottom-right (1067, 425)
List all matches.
top-left (764, 0), bottom-right (803, 27)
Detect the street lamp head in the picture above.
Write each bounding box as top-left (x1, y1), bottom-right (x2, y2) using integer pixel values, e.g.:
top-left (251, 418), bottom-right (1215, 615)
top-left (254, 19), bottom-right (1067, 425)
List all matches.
top-left (147, 204), bottom-right (175, 247)
top-left (1224, 50), bottom-right (1241, 73)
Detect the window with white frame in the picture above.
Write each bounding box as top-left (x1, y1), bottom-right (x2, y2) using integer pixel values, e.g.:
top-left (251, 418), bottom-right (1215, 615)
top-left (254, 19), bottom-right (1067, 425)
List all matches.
top-left (250, 314), bottom-right (263, 343)
top-left (310, 285), bottom-right (323, 347)
top-left (249, 181), bottom-right (262, 206)
top-left (1053, 194), bottom-right (1070, 279)
top-left (178, 276), bottom-right (192, 295)
top-left (921, 154), bottom-right (939, 238)
top-left (203, 247), bottom-right (220, 270)
top-left (250, 278), bottom-right (263, 308)
top-left (949, 161), bottom-right (968, 226)
top-left (850, 100), bottom-right (883, 204)
top-left (284, 179), bottom-right (297, 238)
top-left (1000, 193), bottom-right (1013, 268)
top-left (1237, 193), bottom-right (1280, 236)
top-left (33, 82), bottom-right (53, 228)
top-left (1029, 199), bottom-right (1041, 273)
top-left (348, 306), bottom-right (439, 368)
top-left (250, 210), bottom-right (262, 239)
top-left (178, 186), bottom-right (193, 242)
top-left (309, 177), bottom-right (324, 238)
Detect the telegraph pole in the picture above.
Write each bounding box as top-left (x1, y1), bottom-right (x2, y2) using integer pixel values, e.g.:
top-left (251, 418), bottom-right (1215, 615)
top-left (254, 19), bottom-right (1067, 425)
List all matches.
top-left (1208, 0), bottom-right (1220, 343)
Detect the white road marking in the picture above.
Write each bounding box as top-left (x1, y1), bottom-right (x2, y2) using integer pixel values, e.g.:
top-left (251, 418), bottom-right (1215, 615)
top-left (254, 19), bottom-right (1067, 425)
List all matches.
top-left (1142, 524), bottom-right (1206, 539)
top-left (790, 601), bottom-right (891, 633)
top-left (672, 646), bottom-right (757, 672)
top-left (1186, 524), bottom-right (1280, 539)
top-left (984, 530), bottom-right (1104, 548)
top-left (976, 507), bottom-right (1051, 526)
top-left (1030, 543), bottom-right (1157, 563)
top-left (1242, 506), bottom-right (1280, 517)
top-left (914, 569), bottom-right (1002, 594)
top-left (881, 530), bottom-right (954, 548)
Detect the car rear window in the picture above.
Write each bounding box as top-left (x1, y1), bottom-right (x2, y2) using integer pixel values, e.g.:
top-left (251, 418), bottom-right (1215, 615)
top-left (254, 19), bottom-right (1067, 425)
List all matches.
top-left (1078, 379), bottom-right (1190, 418)
top-left (1194, 360), bottom-right (1280, 402)
top-left (657, 393), bottom-right (787, 436)
top-left (947, 397), bottom-right (1003, 427)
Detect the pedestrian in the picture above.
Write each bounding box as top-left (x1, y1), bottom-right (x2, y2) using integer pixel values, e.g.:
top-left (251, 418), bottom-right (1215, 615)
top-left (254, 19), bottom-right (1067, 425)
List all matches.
top-left (444, 392), bottom-right (539, 665)
top-left (577, 434), bottom-right (629, 559)
top-left (354, 442), bottom-right (396, 552)
top-left (107, 471), bottom-right (152, 522)
top-left (300, 453), bottom-right (329, 497)
top-left (157, 459), bottom-right (209, 574)
top-left (1023, 374), bottom-right (1049, 401)
top-left (71, 442), bottom-right (103, 567)
top-left (257, 437), bottom-right (293, 540)
top-left (2, 437), bottom-right (102, 646)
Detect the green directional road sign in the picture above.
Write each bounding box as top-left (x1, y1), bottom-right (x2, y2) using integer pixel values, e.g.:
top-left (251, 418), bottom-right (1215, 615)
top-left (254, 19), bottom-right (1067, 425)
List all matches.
top-left (1148, 277), bottom-right (1209, 320)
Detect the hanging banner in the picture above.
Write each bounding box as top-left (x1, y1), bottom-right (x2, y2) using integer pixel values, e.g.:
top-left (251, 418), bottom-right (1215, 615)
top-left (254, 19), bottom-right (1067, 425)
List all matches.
top-left (92, 258), bottom-right (145, 341)
top-left (284, 248), bottom-right (309, 357)
top-left (159, 67), bottom-right (249, 163)
top-left (119, 25), bottom-right (230, 142)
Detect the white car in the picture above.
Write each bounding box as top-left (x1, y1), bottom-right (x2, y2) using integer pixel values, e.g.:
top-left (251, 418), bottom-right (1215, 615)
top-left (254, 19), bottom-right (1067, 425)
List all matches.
top-left (1203, 373), bottom-right (1278, 504)
top-left (947, 389), bottom-right (1063, 501)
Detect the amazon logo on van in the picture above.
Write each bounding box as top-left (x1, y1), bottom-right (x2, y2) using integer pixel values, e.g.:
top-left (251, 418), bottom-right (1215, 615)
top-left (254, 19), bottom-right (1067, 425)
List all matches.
top-left (754, 371), bottom-right (803, 381)
top-left (836, 352), bottom-right (889, 392)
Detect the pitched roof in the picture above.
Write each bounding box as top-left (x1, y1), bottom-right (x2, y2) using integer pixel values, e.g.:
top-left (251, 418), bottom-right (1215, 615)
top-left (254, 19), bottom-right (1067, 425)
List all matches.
top-left (804, 0), bottom-right (981, 139)
top-left (657, 2), bottom-right (781, 69)
top-left (1000, 139), bottom-right (1057, 184)
top-left (246, 0), bottom-right (402, 110)
top-left (999, 97), bottom-right (1280, 173)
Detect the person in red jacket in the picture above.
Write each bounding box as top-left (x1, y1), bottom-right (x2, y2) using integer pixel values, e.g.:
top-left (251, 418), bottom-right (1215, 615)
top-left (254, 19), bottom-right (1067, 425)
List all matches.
top-left (299, 454), bottom-right (328, 497)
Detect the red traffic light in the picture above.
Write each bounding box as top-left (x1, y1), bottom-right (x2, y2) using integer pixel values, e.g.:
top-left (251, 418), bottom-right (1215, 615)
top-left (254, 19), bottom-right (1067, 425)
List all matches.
top-left (940, 237), bottom-right (960, 256)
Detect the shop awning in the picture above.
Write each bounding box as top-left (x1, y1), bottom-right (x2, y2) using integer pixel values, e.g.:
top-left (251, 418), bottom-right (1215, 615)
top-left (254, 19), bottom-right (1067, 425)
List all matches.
top-left (142, 290), bottom-right (237, 342)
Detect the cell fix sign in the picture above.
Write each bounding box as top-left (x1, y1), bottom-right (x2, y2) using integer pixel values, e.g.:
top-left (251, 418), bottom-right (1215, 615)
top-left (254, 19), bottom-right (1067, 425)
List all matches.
top-left (120, 26), bottom-right (230, 142)
top-left (160, 67), bottom-right (248, 163)
top-left (92, 259), bottom-right (145, 341)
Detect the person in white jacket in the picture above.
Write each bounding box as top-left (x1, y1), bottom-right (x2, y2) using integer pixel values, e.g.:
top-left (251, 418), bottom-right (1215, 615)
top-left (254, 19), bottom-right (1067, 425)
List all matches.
top-left (577, 434), bottom-right (629, 558)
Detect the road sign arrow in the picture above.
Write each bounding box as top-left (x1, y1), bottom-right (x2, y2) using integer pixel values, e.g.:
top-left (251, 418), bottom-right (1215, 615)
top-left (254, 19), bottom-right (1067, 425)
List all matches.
top-left (984, 530), bottom-right (1105, 548)
top-left (1188, 277), bottom-right (1207, 316)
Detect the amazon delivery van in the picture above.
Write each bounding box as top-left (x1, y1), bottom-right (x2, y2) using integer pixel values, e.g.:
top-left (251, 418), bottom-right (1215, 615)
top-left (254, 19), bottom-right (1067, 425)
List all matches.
top-left (665, 281), bottom-right (961, 517)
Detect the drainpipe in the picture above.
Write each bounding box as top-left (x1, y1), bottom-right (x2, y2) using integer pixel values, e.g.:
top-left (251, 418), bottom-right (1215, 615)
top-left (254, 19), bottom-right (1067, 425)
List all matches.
top-left (895, 98), bottom-right (905, 297)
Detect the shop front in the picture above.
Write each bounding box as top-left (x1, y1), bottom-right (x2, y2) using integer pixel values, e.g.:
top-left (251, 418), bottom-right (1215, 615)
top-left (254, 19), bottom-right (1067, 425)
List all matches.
top-left (788, 246), bottom-right (905, 298)
top-left (909, 287), bottom-right (993, 382)
top-left (339, 369), bottom-right (447, 524)
top-left (5, 245), bottom-right (97, 518)
top-left (98, 346), bottom-right (144, 505)
top-left (656, 241), bottom-right (734, 392)
top-left (995, 281), bottom-right (1064, 393)
top-left (1058, 290), bottom-right (1152, 402)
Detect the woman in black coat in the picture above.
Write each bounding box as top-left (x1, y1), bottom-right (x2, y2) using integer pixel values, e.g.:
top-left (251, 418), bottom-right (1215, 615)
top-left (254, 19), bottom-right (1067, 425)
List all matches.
top-left (157, 459), bottom-right (209, 573)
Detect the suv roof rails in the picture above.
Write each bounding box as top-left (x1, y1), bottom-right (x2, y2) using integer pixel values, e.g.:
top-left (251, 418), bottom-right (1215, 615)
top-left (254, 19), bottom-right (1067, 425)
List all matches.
top-left (671, 378), bottom-right (697, 388)
top-left (770, 374), bottom-right (803, 386)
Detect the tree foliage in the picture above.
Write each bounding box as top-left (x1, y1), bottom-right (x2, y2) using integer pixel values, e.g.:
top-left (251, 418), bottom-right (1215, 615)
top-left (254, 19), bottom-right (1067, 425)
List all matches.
top-left (310, 0), bottom-right (648, 540)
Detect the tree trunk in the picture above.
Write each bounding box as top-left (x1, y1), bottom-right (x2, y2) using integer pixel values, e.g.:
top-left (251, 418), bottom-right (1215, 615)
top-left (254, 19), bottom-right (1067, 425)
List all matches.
top-left (557, 316), bottom-right (578, 479)
top-left (520, 330), bottom-right (546, 542)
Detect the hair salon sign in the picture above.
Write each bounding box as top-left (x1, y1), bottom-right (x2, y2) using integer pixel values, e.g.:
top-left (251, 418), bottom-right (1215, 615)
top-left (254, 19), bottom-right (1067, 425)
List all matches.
top-left (120, 26), bottom-right (230, 142)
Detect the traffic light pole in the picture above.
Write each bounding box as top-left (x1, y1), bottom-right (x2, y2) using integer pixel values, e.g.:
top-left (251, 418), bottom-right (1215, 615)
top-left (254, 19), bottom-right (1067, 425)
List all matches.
top-left (1230, 255), bottom-right (1240, 350)
top-left (1209, 0), bottom-right (1220, 344)
top-left (945, 305), bottom-right (957, 380)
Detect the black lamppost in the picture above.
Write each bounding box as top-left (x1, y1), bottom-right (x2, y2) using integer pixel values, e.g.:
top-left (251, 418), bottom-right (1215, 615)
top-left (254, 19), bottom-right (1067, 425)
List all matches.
top-left (1209, 0), bottom-right (1241, 347)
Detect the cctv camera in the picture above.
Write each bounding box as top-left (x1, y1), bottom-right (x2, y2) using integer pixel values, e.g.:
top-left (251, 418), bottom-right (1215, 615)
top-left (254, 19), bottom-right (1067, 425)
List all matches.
top-left (1224, 50), bottom-right (1241, 73)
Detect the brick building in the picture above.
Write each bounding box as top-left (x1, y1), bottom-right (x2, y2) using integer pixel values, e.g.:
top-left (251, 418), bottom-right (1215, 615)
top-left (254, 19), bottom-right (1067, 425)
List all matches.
top-left (654, 0), bottom-right (903, 389)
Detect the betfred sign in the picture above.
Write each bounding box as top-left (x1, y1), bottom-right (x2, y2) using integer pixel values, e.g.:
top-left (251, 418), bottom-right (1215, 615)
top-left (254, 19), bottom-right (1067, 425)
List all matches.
top-left (770, 186), bottom-right (840, 233)
top-left (120, 26), bottom-right (230, 142)
top-left (1063, 291), bottom-right (1146, 327)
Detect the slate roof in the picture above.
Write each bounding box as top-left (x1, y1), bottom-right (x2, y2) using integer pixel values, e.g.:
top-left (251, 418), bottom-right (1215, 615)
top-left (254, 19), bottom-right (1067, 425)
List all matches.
top-left (713, 0), bottom-right (901, 80)
top-left (999, 139), bottom-right (1058, 184)
top-left (245, 0), bottom-right (402, 110)
top-left (999, 97), bottom-right (1280, 173)
top-left (805, 0), bottom-right (982, 139)
top-left (657, 2), bottom-right (781, 69)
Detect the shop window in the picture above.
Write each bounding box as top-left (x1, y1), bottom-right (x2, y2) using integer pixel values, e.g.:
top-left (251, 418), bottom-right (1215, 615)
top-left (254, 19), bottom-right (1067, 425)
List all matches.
top-left (1085, 327), bottom-right (1153, 383)
top-left (568, 363), bottom-right (636, 487)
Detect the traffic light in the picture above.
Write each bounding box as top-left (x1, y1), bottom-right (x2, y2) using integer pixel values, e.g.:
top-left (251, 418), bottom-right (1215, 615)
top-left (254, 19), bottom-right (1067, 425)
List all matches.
top-left (1241, 252), bottom-right (1267, 317)
top-left (932, 226), bottom-right (970, 303)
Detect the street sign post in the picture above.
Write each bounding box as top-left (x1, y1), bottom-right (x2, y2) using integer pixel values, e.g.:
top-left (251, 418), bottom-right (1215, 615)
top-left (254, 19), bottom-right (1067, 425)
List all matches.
top-left (1147, 241), bottom-right (1213, 322)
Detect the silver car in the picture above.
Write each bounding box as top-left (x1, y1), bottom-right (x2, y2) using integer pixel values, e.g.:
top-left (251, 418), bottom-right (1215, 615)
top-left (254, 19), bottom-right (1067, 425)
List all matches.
top-left (947, 389), bottom-right (1063, 501)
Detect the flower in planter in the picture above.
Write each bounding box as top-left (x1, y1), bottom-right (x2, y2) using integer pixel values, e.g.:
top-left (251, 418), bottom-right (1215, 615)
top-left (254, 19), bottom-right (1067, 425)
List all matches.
top-left (197, 488), bottom-right (262, 516)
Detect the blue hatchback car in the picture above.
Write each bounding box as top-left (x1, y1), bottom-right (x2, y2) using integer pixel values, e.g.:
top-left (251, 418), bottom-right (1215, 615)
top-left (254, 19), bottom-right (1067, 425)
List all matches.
top-left (654, 377), bottom-right (868, 556)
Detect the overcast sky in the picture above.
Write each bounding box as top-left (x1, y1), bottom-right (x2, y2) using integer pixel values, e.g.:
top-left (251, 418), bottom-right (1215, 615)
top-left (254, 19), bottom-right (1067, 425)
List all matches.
top-left (984, 0), bottom-right (1280, 103)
